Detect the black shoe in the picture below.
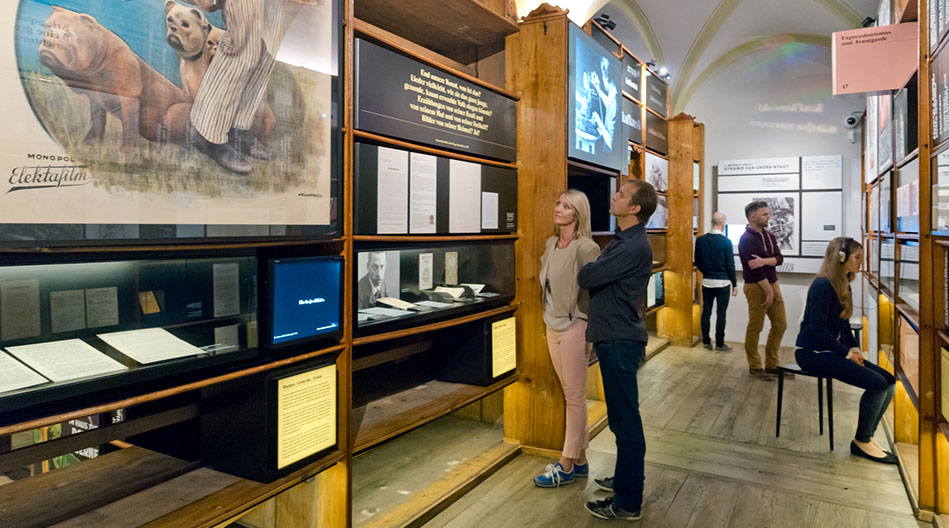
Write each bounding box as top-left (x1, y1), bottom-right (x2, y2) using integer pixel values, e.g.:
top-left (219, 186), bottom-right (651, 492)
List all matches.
top-left (190, 127), bottom-right (252, 174)
top-left (229, 128), bottom-right (274, 161)
top-left (594, 476), bottom-right (614, 492)
top-left (703, 343), bottom-right (713, 350)
top-left (715, 344), bottom-right (732, 352)
top-left (585, 496), bottom-right (642, 521)
top-left (850, 441), bottom-right (898, 464)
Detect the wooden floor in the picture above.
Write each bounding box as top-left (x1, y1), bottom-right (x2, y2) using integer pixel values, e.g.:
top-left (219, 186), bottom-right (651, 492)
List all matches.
top-left (425, 344), bottom-right (927, 527)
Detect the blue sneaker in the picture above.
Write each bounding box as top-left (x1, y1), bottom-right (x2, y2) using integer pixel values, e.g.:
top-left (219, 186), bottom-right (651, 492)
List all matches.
top-left (533, 462), bottom-right (575, 488)
top-left (574, 462), bottom-right (589, 478)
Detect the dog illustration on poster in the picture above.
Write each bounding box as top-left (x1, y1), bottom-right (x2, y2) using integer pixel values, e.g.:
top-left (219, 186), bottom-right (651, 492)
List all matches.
top-left (14, 0), bottom-right (331, 198)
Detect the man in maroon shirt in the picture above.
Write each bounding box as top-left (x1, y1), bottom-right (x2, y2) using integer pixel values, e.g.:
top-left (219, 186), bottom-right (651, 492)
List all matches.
top-left (738, 201), bottom-right (788, 381)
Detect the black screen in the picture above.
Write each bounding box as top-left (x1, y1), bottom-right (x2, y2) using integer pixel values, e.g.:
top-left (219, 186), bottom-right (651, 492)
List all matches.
top-left (271, 257), bottom-right (342, 346)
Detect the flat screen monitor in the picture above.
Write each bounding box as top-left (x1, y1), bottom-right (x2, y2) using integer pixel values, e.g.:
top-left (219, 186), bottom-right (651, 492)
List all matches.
top-left (568, 24), bottom-right (623, 171)
top-left (267, 256), bottom-right (343, 351)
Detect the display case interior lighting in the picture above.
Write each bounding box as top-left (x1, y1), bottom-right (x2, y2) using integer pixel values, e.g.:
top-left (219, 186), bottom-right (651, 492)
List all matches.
top-left (0, 261), bottom-right (136, 282)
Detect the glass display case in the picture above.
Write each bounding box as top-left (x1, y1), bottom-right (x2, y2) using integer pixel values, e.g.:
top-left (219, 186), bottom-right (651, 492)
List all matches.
top-left (933, 149), bottom-right (949, 231)
top-left (870, 183), bottom-right (880, 233)
top-left (880, 238), bottom-right (896, 293)
top-left (0, 255), bottom-right (259, 423)
top-left (896, 158), bottom-right (920, 233)
top-left (870, 236), bottom-right (880, 280)
top-left (880, 171), bottom-right (892, 233)
top-left (898, 241), bottom-right (920, 312)
top-left (354, 242), bottom-right (515, 336)
top-left (899, 315), bottom-right (919, 398)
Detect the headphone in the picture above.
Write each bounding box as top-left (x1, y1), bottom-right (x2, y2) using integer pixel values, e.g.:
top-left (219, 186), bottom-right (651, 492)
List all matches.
top-left (839, 237), bottom-right (854, 263)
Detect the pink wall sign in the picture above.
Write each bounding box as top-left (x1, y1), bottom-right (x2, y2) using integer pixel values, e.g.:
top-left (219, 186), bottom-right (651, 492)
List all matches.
top-left (832, 23), bottom-right (918, 96)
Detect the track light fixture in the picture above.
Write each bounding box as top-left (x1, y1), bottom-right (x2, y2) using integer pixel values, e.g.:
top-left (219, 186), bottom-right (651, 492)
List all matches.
top-left (861, 17), bottom-right (876, 27)
top-left (645, 60), bottom-right (656, 67)
top-left (594, 14), bottom-right (617, 30)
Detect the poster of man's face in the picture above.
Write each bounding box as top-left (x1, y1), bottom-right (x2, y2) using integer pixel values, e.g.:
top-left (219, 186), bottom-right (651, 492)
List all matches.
top-left (357, 250), bottom-right (400, 309)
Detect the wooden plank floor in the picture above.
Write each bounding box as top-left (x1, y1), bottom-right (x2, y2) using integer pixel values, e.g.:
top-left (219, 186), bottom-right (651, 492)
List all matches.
top-left (424, 344), bottom-right (927, 527)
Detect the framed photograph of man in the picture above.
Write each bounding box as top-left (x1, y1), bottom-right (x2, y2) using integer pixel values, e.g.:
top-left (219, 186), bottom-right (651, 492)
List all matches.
top-left (0, 0), bottom-right (341, 245)
top-left (356, 250), bottom-right (400, 310)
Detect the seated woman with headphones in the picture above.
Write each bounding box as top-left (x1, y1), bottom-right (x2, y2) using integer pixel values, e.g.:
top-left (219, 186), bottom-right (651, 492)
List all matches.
top-left (795, 237), bottom-right (897, 464)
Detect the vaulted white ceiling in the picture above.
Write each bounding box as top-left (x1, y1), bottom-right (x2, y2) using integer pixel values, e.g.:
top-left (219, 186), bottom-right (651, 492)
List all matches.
top-left (600, 0), bottom-right (882, 112)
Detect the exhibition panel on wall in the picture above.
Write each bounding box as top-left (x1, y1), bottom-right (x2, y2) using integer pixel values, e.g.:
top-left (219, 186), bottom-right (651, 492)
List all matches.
top-left (716, 155), bottom-right (843, 273)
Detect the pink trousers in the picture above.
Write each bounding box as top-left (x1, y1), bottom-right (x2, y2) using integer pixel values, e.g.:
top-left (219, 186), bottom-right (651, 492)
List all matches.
top-left (546, 321), bottom-right (590, 459)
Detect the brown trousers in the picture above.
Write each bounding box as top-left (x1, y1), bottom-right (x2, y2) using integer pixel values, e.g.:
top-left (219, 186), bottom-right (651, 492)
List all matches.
top-left (743, 281), bottom-right (787, 370)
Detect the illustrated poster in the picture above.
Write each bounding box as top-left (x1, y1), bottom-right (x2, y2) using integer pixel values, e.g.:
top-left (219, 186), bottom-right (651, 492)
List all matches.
top-left (2, 0), bottom-right (335, 240)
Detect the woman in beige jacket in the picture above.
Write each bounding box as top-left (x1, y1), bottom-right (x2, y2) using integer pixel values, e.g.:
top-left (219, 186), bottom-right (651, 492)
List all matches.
top-left (533, 189), bottom-right (601, 488)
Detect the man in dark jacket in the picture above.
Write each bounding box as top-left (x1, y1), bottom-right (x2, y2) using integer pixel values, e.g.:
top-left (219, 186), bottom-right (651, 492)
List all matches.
top-left (738, 201), bottom-right (788, 381)
top-left (694, 212), bottom-right (736, 351)
top-left (579, 179), bottom-right (656, 522)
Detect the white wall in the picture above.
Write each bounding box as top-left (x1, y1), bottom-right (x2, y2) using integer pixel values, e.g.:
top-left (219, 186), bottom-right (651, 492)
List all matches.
top-left (685, 44), bottom-right (864, 347)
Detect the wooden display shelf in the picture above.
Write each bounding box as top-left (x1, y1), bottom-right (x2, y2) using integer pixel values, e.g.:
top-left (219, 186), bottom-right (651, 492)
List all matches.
top-left (940, 421), bottom-right (949, 440)
top-left (353, 416), bottom-right (516, 528)
top-left (894, 441), bottom-right (922, 519)
top-left (898, 371), bottom-right (922, 414)
top-left (0, 344), bottom-right (346, 436)
top-left (353, 0), bottom-right (518, 65)
top-left (353, 375), bottom-right (518, 453)
top-left (354, 234), bottom-right (518, 242)
top-left (895, 148), bottom-right (920, 168)
top-left (587, 400), bottom-right (608, 438)
top-left (897, 303), bottom-right (920, 330)
top-left (7, 446), bottom-right (346, 528)
top-left (353, 305), bottom-right (516, 346)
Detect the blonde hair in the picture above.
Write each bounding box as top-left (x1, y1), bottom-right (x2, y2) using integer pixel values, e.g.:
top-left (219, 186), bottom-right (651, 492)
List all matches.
top-left (817, 237), bottom-right (862, 319)
top-left (554, 189), bottom-right (593, 240)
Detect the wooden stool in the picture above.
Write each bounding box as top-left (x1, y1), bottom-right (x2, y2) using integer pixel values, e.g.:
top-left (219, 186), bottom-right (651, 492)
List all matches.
top-left (775, 363), bottom-right (834, 450)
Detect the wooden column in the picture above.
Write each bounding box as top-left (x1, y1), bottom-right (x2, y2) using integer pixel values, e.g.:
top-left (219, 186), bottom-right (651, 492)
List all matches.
top-left (503, 5), bottom-right (569, 453)
top-left (919, 0), bottom-right (938, 513)
top-left (659, 114), bottom-right (697, 346)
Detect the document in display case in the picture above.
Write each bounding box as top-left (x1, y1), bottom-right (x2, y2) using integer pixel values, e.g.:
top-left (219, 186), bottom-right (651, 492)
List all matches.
top-left (354, 143), bottom-right (517, 235)
top-left (354, 242), bottom-right (515, 336)
top-left (880, 238), bottom-right (896, 292)
top-left (0, 255), bottom-right (259, 424)
top-left (202, 358), bottom-right (338, 482)
top-left (898, 242), bottom-right (919, 311)
top-left (435, 313), bottom-right (517, 386)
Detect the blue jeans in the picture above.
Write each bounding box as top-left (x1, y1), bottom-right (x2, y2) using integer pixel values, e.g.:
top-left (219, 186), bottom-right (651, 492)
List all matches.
top-left (795, 349), bottom-right (896, 443)
top-left (596, 339), bottom-right (646, 512)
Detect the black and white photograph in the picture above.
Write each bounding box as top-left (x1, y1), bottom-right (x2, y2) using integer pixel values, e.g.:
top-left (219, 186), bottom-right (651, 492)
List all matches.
top-left (717, 191), bottom-right (800, 256)
top-left (645, 152), bottom-right (668, 192)
top-left (356, 250), bottom-right (400, 310)
top-left (646, 194), bottom-right (668, 229)
top-left (568, 24), bottom-right (622, 170)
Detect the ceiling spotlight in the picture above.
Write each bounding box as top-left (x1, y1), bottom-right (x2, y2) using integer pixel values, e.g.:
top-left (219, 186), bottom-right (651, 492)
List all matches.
top-left (659, 67), bottom-right (668, 75)
top-left (645, 60), bottom-right (656, 67)
top-left (663, 73), bottom-right (672, 81)
top-left (862, 17), bottom-right (876, 27)
top-left (594, 14), bottom-right (616, 30)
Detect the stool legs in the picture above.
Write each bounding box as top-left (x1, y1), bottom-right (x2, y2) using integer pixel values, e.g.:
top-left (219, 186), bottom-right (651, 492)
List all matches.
top-left (827, 378), bottom-right (834, 451)
top-left (776, 371), bottom-right (784, 437)
top-left (818, 377), bottom-right (824, 435)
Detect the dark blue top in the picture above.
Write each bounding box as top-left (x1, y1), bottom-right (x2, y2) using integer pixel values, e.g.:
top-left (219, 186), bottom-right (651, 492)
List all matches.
top-left (694, 231), bottom-right (736, 286)
top-left (738, 226), bottom-right (783, 283)
top-left (578, 223), bottom-right (651, 344)
top-left (795, 277), bottom-right (857, 356)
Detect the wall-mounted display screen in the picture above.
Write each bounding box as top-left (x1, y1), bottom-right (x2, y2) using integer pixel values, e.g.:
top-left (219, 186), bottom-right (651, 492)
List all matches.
top-left (645, 112), bottom-right (668, 155)
top-left (354, 39), bottom-right (517, 162)
top-left (568, 24), bottom-right (623, 171)
top-left (645, 71), bottom-right (667, 117)
top-left (622, 97), bottom-right (643, 147)
top-left (622, 53), bottom-right (642, 99)
top-left (269, 257), bottom-right (342, 349)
